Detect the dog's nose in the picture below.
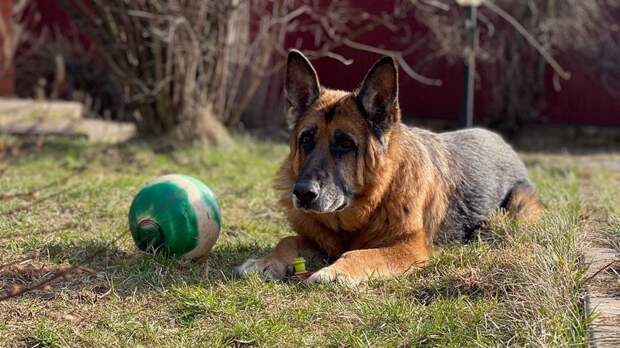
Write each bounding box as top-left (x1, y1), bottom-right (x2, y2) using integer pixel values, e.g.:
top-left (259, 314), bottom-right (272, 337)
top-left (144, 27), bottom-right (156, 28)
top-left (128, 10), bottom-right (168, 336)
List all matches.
top-left (293, 181), bottom-right (319, 204)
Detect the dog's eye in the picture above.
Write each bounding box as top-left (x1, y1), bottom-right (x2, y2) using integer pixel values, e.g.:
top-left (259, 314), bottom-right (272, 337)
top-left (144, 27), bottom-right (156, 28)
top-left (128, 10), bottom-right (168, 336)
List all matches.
top-left (333, 133), bottom-right (356, 154)
top-left (299, 130), bottom-right (315, 153)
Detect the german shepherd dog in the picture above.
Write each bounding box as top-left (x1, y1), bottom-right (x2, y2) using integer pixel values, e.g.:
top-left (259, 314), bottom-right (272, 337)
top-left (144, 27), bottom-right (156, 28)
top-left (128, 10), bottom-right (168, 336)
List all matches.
top-left (236, 50), bottom-right (542, 284)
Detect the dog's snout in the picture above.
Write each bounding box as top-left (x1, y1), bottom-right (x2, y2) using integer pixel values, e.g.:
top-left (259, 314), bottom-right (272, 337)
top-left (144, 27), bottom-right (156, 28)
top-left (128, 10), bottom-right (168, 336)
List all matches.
top-left (293, 181), bottom-right (320, 205)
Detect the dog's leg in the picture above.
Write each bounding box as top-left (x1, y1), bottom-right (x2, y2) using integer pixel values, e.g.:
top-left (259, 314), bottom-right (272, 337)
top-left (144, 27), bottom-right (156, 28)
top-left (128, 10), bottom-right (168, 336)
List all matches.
top-left (235, 236), bottom-right (319, 280)
top-left (307, 233), bottom-right (430, 285)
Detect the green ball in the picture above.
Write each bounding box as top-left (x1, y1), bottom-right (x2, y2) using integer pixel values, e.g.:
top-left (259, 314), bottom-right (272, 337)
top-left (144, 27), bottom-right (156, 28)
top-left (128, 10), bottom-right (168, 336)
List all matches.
top-left (128, 174), bottom-right (221, 259)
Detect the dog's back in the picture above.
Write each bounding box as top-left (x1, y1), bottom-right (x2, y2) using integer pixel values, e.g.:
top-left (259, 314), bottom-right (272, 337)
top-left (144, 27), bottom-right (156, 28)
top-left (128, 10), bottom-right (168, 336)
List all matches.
top-left (413, 127), bottom-right (541, 243)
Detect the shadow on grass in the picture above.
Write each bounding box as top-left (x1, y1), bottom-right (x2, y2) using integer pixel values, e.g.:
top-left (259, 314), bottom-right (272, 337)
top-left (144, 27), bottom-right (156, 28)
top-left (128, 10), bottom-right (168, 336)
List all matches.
top-left (16, 238), bottom-right (271, 300)
top-left (8, 233), bottom-right (518, 307)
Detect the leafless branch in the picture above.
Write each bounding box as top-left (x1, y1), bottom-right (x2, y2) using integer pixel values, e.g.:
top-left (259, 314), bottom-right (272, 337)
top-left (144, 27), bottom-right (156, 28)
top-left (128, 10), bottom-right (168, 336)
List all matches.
top-left (482, 0), bottom-right (571, 80)
top-left (343, 38), bottom-right (443, 86)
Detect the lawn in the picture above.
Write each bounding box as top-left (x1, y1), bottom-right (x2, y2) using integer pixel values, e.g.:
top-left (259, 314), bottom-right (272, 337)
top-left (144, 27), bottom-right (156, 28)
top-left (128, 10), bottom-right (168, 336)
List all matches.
top-left (0, 134), bottom-right (618, 347)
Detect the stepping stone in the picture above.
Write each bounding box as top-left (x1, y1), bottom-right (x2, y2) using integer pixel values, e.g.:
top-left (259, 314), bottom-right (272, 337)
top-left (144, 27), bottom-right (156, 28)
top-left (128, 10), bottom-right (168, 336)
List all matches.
top-left (585, 247), bottom-right (620, 347)
top-left (0, 98), bottom-right (136, 143)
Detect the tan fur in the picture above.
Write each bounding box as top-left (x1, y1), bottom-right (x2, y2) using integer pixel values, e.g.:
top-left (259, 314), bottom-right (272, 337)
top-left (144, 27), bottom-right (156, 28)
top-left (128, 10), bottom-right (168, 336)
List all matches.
top-left (256, 88), bottom-right (457, 284)
top-left (505, 185), bottom-right (544, 223)
top-left (238, 54), bottom-right (538, 284)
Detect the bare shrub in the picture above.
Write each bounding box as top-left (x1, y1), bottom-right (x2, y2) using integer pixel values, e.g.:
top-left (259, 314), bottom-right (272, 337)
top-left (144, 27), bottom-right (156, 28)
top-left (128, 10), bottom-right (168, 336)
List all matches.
top-left (403, 0), bottom-right (620, 132)
top-left (4, 1), bottom-right (432, 133)
top-left (9, 0), bottom-right (616, 136)
top-left (6, 1), bottom-right (132, 120)
top-left (52, 0), bottom-right (405, 142)
top-left (53, 0), bottom-right (243, 143)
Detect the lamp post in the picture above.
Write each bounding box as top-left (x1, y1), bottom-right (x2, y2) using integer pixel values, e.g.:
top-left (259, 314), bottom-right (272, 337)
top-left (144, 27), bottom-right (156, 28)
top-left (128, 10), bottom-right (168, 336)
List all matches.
top-left (456, 0), bottom-right (481, 128)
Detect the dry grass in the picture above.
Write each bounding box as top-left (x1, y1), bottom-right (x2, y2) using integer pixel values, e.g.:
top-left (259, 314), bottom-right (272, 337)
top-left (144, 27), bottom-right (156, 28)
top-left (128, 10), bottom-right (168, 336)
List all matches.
top-left (1, 135), bottom-right (616, 347)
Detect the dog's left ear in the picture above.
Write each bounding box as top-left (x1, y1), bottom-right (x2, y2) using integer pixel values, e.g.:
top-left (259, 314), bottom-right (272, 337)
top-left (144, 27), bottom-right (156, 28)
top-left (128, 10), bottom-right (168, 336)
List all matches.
top-left (356, 56), bottom-right (400, 135)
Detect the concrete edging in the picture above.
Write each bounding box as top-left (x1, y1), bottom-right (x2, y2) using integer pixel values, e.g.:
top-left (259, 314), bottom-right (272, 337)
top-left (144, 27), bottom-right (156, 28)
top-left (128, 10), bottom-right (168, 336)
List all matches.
top-left (584, 247), bottom-right (620, 347)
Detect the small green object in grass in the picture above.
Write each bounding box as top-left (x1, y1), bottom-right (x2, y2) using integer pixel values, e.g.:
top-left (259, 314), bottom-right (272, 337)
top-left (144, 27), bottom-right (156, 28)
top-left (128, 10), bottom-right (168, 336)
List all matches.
top-left (293, 257), bottom-right (307, 275)
top-left (128, 174), bottom-right (221, 260)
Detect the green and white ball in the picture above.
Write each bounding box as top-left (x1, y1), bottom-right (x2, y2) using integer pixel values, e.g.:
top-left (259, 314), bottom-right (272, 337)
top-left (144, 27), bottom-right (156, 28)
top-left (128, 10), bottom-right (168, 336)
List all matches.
top-left (128, 174), bottom-right (221, 260)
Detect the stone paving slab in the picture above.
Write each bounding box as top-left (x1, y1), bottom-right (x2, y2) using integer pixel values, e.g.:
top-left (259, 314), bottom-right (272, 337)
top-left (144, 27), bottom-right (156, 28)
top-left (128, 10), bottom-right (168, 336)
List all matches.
top-left (0, 98), bottom-right (83, 121)
top-left (585, 247), bottom-right (620, 348)
top-left (0, 98), bottom-right (136, 143)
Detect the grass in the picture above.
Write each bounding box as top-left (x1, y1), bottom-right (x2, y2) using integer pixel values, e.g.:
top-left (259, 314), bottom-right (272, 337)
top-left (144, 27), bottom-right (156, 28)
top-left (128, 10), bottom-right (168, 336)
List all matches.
top-left (0, 134), bottom-right (618, 347)
top-left (576, 158), bottom-right (620, 252)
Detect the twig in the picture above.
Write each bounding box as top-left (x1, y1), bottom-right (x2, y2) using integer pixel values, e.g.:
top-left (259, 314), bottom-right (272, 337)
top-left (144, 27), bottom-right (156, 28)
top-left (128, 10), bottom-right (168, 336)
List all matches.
top-left (323, 52), bottom-right (354, 66)
top-left (0, 255), bottom-right (37, 271)
top-left (421, 0), bottom-right (451, 12)
top-left (342, 38), bottom-right (443, 86)
top-left (584, 259), bottom-right (619, 283)
top-left (482, 0), bottom-right (571, 80)
top-left (0, 231), bottom-right (126, 302)
top-left (0, 190), bottom-right (37, 201)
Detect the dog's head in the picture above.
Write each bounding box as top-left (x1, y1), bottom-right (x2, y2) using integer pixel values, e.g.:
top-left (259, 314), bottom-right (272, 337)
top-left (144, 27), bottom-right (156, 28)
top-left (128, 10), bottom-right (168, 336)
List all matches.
top-left (284, 50), bottom-right (401, 214)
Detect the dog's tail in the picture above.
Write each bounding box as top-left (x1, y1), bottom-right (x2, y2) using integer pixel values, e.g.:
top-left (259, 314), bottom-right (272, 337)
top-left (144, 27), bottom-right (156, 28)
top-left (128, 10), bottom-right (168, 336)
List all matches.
top-left (503, 182), bottom-right (544, 223)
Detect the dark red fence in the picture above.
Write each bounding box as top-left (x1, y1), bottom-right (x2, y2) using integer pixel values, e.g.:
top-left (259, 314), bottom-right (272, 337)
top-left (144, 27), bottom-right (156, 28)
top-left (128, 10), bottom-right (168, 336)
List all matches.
top-left (0, 0), bottom-right (14, 95)
top-left (11, 0), bottom-right (620, 127)
top-left (298, 2), bottom-right (620, 127)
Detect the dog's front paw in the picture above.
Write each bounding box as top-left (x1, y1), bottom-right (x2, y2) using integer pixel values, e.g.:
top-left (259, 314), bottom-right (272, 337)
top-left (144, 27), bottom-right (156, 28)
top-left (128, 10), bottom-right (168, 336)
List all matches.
top-left (306, 266), bottom-right (360, 286)
top-left (235, 258), bottom-right (289, 280)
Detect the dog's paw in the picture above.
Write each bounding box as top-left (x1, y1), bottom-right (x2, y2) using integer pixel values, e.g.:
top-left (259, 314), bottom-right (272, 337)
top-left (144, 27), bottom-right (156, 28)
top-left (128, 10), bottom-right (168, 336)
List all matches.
top-left (306, 266), bottom-right (337, 283)
top-left (234, 258), bottom-right (289, 280)
top-left (306, 266), bottom-right (360, 286)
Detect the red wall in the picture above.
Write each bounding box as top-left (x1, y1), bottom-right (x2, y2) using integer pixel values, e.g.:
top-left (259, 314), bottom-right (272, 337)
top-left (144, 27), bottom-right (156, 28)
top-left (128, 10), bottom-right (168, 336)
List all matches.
top-left (306, 46), bottom-right (464, 122)
top-left (298, 2), bottom-right (620, 127)
top-left (543, 59), bottom-right (620, 126)
top-left (14, 0), bottom-right (620, 127)
top-left (0, 0), bottom-right (14, 96)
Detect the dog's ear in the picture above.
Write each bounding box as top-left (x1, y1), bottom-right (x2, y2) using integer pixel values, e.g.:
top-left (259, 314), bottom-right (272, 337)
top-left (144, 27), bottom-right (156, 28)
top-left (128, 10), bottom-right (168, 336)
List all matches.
top-left (356, 56), bottom-right (400, 135)
top-left (285, 50), bottom-right (321, 123)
